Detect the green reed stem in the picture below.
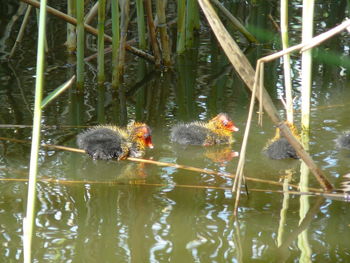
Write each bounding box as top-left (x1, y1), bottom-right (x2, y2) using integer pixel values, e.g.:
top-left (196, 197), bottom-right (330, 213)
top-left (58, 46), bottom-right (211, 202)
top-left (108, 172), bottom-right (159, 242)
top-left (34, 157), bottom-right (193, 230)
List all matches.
top-left (35, 7), bottom-right (48, 52)
top-left (118, 0), bottom-right (131, 78)
top-left (97, 0), bottom-right (106, 85)
top-left (136, 0), bottom-right (146, 50)
top-left (176, 0), bottom-right (186, 53)
top-left (281, 0), bottom-right (293, 123)
top-left (156, 0), bottom-right (171, 66)
top-left (66, 0), bottom-right (76, 53)
top-left (24, 0), bottom-right (47, 261)
top-left (76, 0), bottom-right (84, 89)
top-left (301, 0), bottom-right (315, 132)
top-left (111, 0), bottom-right (120, 88)
top-left (185, 0), bottom-right (199, 47)
top-left (145, 0), bottom-right (161, 65)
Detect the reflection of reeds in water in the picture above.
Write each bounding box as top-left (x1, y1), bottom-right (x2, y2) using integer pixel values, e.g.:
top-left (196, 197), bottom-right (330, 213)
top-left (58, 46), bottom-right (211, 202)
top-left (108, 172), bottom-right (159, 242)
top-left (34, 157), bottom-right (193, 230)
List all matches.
top-left (340, 174), bottom-right (350, 195)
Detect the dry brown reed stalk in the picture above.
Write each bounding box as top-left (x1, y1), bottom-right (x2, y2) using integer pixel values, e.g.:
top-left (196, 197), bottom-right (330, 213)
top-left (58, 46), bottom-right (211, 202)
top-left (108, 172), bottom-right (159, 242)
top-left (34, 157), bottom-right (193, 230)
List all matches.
top-left (19, 0), bottom-right (155, 62)
top-left (145, 0), bottom-right (161, 66)
top-left (232, 62), bottom-right (261, 215)
top-left (0, 136), bottom-right (320, 191)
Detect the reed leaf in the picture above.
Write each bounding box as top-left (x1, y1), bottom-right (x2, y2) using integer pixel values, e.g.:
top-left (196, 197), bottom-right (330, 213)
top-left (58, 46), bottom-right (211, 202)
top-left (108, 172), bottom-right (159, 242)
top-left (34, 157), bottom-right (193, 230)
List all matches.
top-left (41, 75), bottom-right (75, 109)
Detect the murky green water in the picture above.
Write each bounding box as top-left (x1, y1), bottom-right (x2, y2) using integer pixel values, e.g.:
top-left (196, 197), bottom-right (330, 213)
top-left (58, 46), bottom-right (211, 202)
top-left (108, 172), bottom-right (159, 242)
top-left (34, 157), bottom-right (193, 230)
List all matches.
top-left (1, 0), bottom-right (350, 262)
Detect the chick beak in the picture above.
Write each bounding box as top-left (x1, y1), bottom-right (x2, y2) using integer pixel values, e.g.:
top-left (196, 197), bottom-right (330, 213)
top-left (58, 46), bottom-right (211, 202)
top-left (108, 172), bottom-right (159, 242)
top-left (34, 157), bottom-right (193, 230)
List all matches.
top-left (145, 136), bottom-right (154, 149)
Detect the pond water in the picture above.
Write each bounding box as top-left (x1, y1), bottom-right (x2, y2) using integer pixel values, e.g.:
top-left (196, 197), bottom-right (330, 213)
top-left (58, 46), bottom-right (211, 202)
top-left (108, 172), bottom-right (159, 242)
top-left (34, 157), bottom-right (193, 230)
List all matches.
top-left (1, 0), bottom-right (350, 262)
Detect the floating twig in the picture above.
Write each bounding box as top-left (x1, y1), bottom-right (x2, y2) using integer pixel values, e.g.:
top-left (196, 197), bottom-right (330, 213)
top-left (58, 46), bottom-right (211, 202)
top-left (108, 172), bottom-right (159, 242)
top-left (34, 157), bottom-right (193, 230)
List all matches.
top-left (0, 136), bottom-right (320, 192)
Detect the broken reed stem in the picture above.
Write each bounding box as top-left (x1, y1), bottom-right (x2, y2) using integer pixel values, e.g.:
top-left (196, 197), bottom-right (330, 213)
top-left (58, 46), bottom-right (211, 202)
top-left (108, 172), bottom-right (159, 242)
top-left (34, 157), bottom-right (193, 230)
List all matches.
top-left (85, 1), bottom-right (98, 25)
top-left (0, 136), bottom-right (318, 192)
top-left (19, 0), bottom-right (155, 62)
top-left (210, 0), bottom-right (257, 43)
top-left (232, 62), bottom-right (260, 215)
top-left (9, 4), bottom-right (32, 58)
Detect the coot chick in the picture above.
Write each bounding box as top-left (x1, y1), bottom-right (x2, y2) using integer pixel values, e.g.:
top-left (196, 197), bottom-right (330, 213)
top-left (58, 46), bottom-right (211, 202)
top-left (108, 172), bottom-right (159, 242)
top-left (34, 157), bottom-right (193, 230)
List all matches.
top-left (170, 113), bottom-right (239, 146)
top-left (336, 131), bottom-right (350, 150)
top-left (263, 122), bottom-right (299, 160)
top-left (77, 122), bottom-right (153, 160)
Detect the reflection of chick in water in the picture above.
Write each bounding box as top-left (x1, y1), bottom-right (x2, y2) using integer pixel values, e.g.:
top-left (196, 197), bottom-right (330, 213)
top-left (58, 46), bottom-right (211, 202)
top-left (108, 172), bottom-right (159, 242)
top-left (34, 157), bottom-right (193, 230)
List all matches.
top-left (78, 159), bottom-right (148, 184)
top-left (171, 144), bottom-right (238, 167)
top-left (204, 146), bottom-right (239, 164)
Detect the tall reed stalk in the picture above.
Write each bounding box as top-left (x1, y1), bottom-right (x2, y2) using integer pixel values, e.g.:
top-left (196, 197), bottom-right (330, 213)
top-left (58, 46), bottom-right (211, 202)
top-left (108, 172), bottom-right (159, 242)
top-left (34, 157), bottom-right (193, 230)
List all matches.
top-left (156, 0), bottom-right (171, 66)
top-left (23, 0), bottom-right (47, 261)
top-left (185, 0), bottom-right (199, 47)
top-left (66, 0), bottom-right (76, 53)
top-left (97, 0), bottom-right (106, 85)
top-left (117, 0), bottom-right (131, 82)
top-left (111, 0), bottom-right (120, 88)
top-left (76, 0), bottom-right (84, 89)
top-left (281, 0), bottom-right (293, 123)
top-left (301, 0), bottom-right (315, 132)
top-left (136, 0), bottom-right (146, 50)
top-left (299, 1), bottom-right (314, 257)
top-left (176, 0), bottom-right (186, 53)
top-left (145, 0), bottom-right (161, 65)
top-left (277, 3), bottom-right (293, 240)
